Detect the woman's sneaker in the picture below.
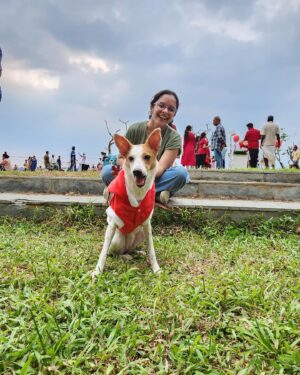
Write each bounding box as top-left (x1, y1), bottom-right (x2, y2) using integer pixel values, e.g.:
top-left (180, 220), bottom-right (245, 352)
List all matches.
top-left (159, 190), bottom-right (170, 205)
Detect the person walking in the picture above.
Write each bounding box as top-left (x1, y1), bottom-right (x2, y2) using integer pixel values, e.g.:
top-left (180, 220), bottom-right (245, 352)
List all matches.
top-left (181, 125), bottom-right (196, 167)
top-left (211, 116), bottom-right (226, 169)
top-left (261, 115), bottom-right (280, 168)
top-left (68, 146), bottom-right (77, 171)
top-left (243, 123), bottom-right (261, 168)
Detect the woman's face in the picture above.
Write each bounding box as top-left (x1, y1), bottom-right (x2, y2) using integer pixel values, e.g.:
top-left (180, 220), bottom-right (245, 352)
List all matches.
top-left (150, 94), bottom-right (177, 127)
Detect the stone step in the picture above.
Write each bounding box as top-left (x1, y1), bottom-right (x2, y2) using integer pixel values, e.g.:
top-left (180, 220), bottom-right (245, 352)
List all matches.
top-left (188, 169), bottom-right (300, 183)
top-left (179, 180), bottom-right (300, 202)
top-left (0, 174), bottom-right (299, 201)
top-left (0, 193), bottom-right (299, 222)
top-left (0, 175), bottom-right (104, 195)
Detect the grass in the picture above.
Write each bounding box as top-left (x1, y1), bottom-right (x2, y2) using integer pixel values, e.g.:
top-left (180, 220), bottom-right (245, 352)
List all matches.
top-left (1, 168), bottom-right (300, 179)
top-left (0, 208), bottom-right (300, 374)
top-left (0, 170), bottom-right (99, 178)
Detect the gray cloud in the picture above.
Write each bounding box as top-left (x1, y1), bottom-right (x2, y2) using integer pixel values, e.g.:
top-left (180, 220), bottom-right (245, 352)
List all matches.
top-left (1, 0), bottom-right (299, 167)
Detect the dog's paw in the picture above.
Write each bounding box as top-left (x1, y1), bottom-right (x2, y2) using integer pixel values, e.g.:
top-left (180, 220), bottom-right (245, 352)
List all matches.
top-left (121, 254), bottom-right (133, 262)
top-left (153, 266), bottom-right (162, 274)
top-left (136, 250), bottom-right (146, 257)
top-left (91, 268), bottom-right (102, 280)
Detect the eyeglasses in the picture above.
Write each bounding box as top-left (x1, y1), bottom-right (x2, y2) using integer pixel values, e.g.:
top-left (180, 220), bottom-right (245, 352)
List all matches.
top-left (155, 102), bottom-right (176, 113)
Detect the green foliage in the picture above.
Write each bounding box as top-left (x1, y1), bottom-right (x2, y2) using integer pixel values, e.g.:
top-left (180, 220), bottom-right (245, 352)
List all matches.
top-left (0, 212), bottom-right (299, 373)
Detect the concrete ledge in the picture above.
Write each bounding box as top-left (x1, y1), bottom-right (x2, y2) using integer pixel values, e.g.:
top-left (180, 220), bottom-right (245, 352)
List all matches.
top-left (178, 180), bottom-right (300, 201)
top-left (188, 169), bottom-right (300, 183)
top-left (1, 193), bottom-right (299, 221)
top-left (0, 175), bottom-right (105, 195)
top-left (1, 175), bottom-right (299, 201)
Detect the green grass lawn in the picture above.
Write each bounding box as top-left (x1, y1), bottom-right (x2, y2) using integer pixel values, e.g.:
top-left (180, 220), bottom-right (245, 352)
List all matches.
top-left (1, 209), bottom-right (299, 374)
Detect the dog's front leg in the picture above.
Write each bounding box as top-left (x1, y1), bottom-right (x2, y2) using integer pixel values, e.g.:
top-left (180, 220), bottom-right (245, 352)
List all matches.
top-left (143, 221), bottom-right (160, 273)
top-left (92, 221), bottom-right (117, 277)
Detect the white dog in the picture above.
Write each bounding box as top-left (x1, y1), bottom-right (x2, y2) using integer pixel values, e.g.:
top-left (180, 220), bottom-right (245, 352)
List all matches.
top-left (92, 128), bottom-right (162, 276)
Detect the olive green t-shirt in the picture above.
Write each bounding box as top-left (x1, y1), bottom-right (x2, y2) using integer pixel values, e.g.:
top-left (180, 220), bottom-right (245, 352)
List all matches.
top-left (125, 121), bottom-right (182, 161)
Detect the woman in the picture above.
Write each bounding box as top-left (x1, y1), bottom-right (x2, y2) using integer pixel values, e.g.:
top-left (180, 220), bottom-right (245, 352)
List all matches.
top-left (181, 125), bottom-right (196, 167)
top-left (196, 132), bottom-right (209, 168)
top-left (102, 89), bottom-right (188, 204)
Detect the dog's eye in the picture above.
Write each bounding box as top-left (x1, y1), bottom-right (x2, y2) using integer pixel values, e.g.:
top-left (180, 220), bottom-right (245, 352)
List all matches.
top-left (128, 156), bottom-right (134, 162)
top-left (144, 155), bottom-right (151, 161)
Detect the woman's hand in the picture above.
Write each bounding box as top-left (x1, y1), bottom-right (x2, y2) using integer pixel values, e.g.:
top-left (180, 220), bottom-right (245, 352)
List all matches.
top-left (156, 149), bottom-right (179, 178)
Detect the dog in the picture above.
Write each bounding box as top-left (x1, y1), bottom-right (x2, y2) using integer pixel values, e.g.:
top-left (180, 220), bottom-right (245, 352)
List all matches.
top-left (92, 128), bottom-right (162, 277)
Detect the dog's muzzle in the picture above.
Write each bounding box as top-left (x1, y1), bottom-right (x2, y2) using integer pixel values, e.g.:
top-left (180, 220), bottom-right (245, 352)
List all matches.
top-left (133, 169), bottom-right (147, 187)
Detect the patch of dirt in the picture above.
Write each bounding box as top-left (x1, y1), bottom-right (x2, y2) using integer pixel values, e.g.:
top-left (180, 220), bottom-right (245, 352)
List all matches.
top-left (186, 253), bottom-right (221, 276)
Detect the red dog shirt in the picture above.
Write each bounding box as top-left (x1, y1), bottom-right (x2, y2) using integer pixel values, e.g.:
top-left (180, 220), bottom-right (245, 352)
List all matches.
top-left (107, 169), bottom-right (155, 234)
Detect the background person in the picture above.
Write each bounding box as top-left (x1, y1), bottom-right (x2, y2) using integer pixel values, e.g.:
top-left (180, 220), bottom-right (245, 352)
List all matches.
top-left (210, 116), bottom-right (226, 169)
top-left (261, 115), bottom-right (280, 168)
top-left (243, 123), bottom-right (261, 168)
top-left (31, 155), bottom-right (37, 171)
top-left (290, 145), bottom-right (299, 169)
top-left (50, 154), bottom-right (58, 170)
top-left (196, 132), bottom-right (209, 168)
top-left (68, 146), bottom-right (77, 171)
top-left (0, 152), bottom-right (12, 171)
top-left (101, 89), bottom-right (188, 205)
top-left (181, 125), bottom-right (196, 168)
top-left (44, 151), bottom-right (51, 170)
top-left (57, 155), bottom-right (62, 170)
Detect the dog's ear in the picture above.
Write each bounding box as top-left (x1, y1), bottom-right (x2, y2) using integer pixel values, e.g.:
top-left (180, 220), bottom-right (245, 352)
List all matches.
top-left (114, 134), bottom-right (132, 156)
top-left (146, 128), bottom-right (161, 152)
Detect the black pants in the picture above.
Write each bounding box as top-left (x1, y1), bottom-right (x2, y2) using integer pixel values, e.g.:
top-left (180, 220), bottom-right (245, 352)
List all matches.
top-left (249, 148), bottom-right (259, 168)
top-left (196, 154), bottom-right (206, 168)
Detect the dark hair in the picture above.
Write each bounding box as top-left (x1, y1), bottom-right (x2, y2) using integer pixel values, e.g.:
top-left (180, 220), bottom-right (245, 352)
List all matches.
top-left (246, 123), bottom-right (253, 128)
top-left (2, 152), bottom-right (9, 159)
top-left (200, 132), bottom-right (206, 139)
top-left (150, 89), bottom-right (180, 111)
top-left (267, 115), bottom-right (274, 122)
top-left (184, 125), bottom-right (192, 140)
top-left (213, 116), bottom-right (221, 125)
top-left (72, 146), bottom-right (75, 150)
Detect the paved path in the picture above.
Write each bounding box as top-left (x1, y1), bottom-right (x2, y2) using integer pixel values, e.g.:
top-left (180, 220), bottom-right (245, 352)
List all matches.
top-left (1, 192), bottom-right (299, 213)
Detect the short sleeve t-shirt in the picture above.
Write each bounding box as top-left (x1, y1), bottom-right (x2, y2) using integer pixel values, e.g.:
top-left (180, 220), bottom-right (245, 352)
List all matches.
top-left (261, 122), bottom-right (280, 146)
top-left (125, 121), bottom-right (182, 160)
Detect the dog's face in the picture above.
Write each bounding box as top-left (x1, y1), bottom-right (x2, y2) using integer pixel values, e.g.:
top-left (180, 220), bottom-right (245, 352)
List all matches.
top-left (114, 129), bottom-right (161, 188)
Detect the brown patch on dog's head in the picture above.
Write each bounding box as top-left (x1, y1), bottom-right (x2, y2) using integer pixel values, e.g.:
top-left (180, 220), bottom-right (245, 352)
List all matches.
top-left (141, 129), bottom-right (162, 170)
top-left (145, 128), bottom-right (161, 153)
top-left (114, 133), bottom-right (133, 157)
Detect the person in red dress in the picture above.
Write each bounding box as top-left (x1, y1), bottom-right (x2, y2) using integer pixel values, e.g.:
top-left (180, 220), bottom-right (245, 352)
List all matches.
top-left (181, 125), bottom-right (196, 167)
top-left (196, 132), bottom-right (210, 168)
top-left (243, 123), bottom-right (261, 168)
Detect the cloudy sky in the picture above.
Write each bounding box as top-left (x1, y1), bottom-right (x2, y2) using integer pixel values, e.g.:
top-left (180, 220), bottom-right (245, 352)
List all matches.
top-left (1, 0), bottom-right (299, 167)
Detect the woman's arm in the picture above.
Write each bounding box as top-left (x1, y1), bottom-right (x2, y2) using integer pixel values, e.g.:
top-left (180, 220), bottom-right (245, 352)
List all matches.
top-left (156, 149), bottom-right (179, 178)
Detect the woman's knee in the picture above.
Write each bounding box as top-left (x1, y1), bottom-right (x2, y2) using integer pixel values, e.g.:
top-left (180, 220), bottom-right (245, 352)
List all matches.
top-left (101, 165), bottom-right (114, 185)
top-left (173, 166), bottom-right (189, 183)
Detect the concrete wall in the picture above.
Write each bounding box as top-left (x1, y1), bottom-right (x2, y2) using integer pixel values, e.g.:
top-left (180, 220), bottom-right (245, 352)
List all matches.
top-left (188, 170), bottom-right (300, 183)
top-left (1, 173), bottom-right (299, 201)
top-left (0, 175), bottom-right (104, 195)
top-left (178, 180), bottom-right (300, 201)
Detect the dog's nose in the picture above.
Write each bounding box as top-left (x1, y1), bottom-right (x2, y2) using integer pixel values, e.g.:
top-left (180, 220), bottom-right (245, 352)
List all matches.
top-left (133, 169), bottom-right (144, 178)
